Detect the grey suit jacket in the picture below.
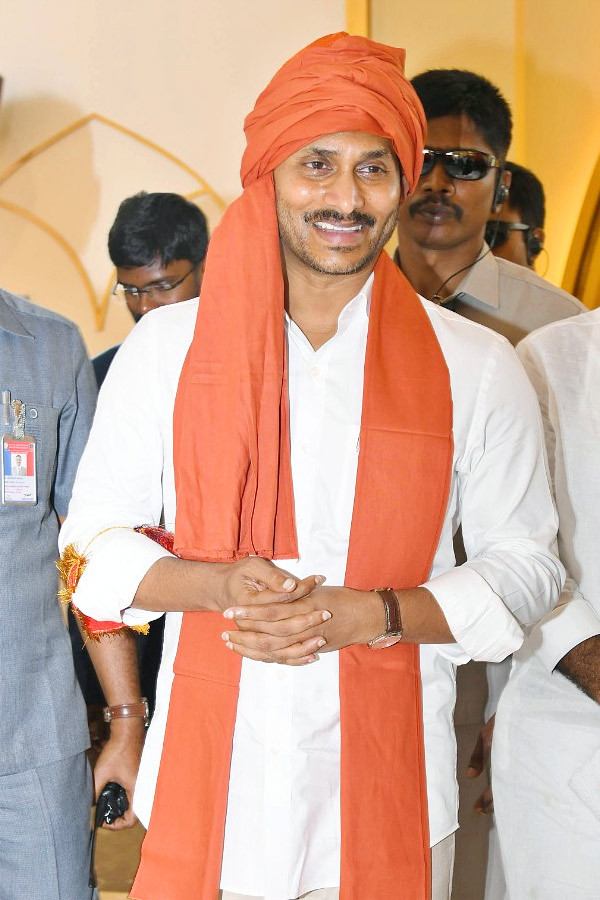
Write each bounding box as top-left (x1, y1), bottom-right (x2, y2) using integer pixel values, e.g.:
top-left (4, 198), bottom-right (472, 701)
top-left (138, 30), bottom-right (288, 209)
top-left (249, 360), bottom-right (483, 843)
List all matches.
top-left (0, 288), bottom-right (97, 774)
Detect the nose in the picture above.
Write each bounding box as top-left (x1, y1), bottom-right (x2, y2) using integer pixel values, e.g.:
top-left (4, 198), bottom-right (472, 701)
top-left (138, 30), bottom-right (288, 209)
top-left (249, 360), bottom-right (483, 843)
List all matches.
top-left (127, 292), bottom-right (159, 320)
top-left (138, 293), bottom-right (159, 315)
top-left (322, 169), bottom-right (365, 215)
top-left (420, 159), bottom-right (456, 196)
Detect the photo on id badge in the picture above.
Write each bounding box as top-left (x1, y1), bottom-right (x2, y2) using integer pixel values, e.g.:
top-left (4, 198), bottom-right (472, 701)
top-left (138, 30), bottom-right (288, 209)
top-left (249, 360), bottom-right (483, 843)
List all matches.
top-left (2, 393), bottom-right (37, 504)
top-left (2, 439), bottom-right (37, 503)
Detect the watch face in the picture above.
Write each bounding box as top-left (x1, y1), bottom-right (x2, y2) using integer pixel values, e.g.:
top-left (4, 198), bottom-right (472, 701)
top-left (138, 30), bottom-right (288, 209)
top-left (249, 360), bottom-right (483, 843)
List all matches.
top-left (369, 634), bottom-right (402, 650)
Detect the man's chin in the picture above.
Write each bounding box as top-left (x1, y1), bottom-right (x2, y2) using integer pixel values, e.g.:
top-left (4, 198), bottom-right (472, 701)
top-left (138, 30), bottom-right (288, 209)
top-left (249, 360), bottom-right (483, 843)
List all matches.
top-left (401, 221), bottom-right (465, 253)
top-left (306, 249), bottom-right (381, 277)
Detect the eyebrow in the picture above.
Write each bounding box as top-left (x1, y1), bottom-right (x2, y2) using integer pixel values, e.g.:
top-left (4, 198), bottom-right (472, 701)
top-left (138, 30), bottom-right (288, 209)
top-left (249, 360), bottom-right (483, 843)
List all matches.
top-left (303, 146), bottom-right (394, 162)
top-left (118, 276), bottom-right (171, 288)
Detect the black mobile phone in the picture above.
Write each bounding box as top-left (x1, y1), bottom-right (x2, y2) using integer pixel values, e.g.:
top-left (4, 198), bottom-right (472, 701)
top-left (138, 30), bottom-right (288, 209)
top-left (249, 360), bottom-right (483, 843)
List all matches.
top-left (89, 782), bottom-right (130, 890)
top-left (95, 781), bottom-right (129, 827)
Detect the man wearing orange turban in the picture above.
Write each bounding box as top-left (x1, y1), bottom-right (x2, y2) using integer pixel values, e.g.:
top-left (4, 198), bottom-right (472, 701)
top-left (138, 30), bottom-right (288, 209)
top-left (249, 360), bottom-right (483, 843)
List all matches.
top-left (60, 32), bottom-right (562, 900)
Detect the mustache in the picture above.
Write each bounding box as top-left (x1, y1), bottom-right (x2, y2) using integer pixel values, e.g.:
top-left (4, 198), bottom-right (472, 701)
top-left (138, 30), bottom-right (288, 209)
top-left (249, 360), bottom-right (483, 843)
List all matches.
top-left (408, 196), bottom-right (463, 220)
top-left (303, 209), bottom-right (376, 227)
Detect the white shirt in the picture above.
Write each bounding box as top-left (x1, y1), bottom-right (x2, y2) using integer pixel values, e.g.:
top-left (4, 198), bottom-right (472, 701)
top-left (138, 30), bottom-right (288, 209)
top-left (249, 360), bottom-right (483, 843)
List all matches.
top-left (515, 310), bottom-right (600, 667)
top-left (446, 246), bottom-right (585, 347)
top-left (60, 278), bottom-right (563, 900)
top-left (491, 305), bottom-right (600, 900)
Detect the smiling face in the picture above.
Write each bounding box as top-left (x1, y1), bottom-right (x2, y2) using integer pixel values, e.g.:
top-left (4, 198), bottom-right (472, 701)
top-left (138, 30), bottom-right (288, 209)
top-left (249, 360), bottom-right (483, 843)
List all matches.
top-left (397, 113), bottom-right (501, 255)
top-left (273, 132), bottom-right (403, 280)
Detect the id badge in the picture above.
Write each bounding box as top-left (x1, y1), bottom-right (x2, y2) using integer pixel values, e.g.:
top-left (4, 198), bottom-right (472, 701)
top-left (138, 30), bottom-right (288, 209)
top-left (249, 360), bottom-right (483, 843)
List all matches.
top-left (2, 435), bottom-right (37, 504)
top-left (1, 395), bottom-right (37, 505)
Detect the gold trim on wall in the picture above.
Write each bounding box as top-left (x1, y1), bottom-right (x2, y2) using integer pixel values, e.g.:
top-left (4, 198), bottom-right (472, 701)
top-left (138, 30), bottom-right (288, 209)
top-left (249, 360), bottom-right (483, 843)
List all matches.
top-left (512, 0), bottom-right (527, 163)
top-left (0, 113), bottom-right (226, 329)
top-left (562, 153), bottom-right (600, 309)
top-left (0, 198), bottom-right (98, 317)
top-left (346, 0), bottom-right (370, 36)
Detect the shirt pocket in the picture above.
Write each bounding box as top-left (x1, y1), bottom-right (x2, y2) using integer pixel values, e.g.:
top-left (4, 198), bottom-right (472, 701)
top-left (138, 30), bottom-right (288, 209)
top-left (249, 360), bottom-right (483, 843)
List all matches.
top-left (25, 405), bottom-right (59, 503)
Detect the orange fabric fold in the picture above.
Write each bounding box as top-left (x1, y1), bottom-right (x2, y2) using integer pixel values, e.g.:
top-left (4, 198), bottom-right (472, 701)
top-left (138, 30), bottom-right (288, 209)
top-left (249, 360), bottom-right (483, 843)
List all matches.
top-left (172, 31), bottom-right (427, 562)
top-left (131, 33), bottom-right (453, 900)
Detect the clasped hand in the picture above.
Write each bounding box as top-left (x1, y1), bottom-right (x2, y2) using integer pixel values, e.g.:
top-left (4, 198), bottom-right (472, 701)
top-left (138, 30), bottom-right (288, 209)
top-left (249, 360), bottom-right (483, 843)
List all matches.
top-left (216, 557), bottom-right (381, 665)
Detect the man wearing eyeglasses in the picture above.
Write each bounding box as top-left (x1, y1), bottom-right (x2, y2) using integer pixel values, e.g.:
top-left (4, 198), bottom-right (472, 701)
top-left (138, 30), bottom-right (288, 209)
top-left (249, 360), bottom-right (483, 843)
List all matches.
top-left (395, 69), bottom-right (585, 900)
top-left (486, 161), bottom-right (546, 270)
top-left (70, 192), bottom-right (209, 818)
top-left (93, 191), bottom-right (208, 387)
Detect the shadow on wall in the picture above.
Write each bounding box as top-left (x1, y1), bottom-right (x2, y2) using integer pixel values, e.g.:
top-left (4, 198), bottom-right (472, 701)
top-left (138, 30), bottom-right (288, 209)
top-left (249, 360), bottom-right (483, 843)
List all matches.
top-left (0, 95), bottom-right (225, 355)
top-left (0, 94), bottom-right (104, 346)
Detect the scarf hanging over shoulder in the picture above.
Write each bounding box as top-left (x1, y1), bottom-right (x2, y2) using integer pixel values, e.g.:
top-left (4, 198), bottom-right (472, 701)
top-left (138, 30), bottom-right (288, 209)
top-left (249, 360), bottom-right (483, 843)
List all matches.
top-left (132, 33), bottom-right (453, 900)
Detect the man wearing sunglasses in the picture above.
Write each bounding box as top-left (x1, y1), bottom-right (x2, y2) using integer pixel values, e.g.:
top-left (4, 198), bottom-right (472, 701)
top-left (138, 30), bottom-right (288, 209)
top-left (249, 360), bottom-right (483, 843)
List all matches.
top-left (396, 69), bottom-right (583, 347)
top-left (487, 161), bottom-right (546, 270)
top-left (395, 69), bottom-right (585, 900)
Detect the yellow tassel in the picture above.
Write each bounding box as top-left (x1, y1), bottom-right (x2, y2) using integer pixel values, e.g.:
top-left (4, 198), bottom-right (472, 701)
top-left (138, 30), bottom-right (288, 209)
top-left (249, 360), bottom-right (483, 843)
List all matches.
top-left (57, 535), bottom-right (151, 639)
top-left (56, 543), bottom-right (88, 604)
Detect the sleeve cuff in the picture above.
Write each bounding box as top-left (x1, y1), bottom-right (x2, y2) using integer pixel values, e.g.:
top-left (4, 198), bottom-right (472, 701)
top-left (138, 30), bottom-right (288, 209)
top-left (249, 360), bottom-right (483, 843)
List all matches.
top-left (73, 528), bottom-right (174, 625)
top-left (532, 591), bottom-right (600, 672)
top-left (423, 566), bottom-right (524, 663)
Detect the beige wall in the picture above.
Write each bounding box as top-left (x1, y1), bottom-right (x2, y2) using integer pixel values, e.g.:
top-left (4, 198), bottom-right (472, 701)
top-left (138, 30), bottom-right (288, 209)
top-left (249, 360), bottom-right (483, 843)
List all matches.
top-left (2, 1), bottom-right (598, 345)
top-left (372, 0), bottom-right (600, 295)
top-left (0, 0), bottom-right (345, 354)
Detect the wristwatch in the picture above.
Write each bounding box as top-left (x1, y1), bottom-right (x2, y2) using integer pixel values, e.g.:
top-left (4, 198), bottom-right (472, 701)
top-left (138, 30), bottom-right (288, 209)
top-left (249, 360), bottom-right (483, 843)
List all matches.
top-left (368, 588), bottom-right (403, 649)
top-left (103, 698), bottom-right (150, 728)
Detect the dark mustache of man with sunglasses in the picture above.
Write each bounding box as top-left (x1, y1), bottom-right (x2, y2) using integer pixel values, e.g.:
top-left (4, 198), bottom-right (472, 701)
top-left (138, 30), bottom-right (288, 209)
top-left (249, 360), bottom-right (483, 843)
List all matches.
top-left (407, 149), bottom-right (502, 225)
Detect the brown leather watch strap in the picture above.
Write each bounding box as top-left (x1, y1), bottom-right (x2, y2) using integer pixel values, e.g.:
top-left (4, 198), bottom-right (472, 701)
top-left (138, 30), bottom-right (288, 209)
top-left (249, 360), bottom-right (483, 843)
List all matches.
top-left (103, 698), bottom-right (149, 726)
top-left (375, 588), bottom-right (402, 636)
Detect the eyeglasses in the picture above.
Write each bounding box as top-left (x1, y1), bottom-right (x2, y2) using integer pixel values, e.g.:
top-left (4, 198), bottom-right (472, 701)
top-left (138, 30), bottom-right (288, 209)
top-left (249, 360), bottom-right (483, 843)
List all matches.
top-left (421, 148), bottom-right (501, 181)
top-left (112, 264), bottom-right (196, 304)
top-left (485, 221), bottom-right (530, 248)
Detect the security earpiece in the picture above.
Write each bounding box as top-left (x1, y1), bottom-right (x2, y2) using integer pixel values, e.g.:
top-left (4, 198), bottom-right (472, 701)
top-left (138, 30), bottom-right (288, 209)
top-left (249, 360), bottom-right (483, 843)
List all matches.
top-left (526, 231), bottom-right (544, 265)
top-left (492, 177), bottom-right (509, 212)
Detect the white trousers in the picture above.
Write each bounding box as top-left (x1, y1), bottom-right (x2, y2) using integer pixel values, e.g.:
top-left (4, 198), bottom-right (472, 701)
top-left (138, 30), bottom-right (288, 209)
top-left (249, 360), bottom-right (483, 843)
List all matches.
top-left (220, 832), bottom-right (455, 900)
top-left (493, 655), bottom-right (600, 900)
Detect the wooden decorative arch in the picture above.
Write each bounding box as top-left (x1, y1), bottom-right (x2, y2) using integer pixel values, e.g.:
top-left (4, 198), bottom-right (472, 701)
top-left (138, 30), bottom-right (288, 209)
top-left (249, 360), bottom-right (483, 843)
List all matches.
top-left (0, 113), bottom-right (226, 329)
top-left (346, 0), bottom-right (370, 36)
top-left (562, 153), bottom-right (600, 310)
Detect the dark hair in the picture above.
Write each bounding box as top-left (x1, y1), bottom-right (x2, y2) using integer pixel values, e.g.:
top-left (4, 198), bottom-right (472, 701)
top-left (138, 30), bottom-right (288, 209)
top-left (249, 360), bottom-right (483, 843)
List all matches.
top-left (410, 70), bottom-right (512, 159)
top-left (108, 192), bottom-right (209, 268)
top-left (504, 161), bottom-right (545, 229)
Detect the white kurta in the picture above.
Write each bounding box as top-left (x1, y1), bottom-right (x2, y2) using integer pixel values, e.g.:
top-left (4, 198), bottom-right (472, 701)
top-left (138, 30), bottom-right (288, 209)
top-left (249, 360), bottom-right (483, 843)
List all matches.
top-left (60, 277), bottom-right (563, 900)
top-left (493, 308), bottom-right (600, 900)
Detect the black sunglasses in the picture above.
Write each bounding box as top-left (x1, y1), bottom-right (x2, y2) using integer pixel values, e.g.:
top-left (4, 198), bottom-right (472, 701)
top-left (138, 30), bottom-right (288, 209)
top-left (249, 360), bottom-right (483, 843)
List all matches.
top-left (485, 220), bottom-right (530, 248)
top-left (421, 148), bottom-right (501, 181)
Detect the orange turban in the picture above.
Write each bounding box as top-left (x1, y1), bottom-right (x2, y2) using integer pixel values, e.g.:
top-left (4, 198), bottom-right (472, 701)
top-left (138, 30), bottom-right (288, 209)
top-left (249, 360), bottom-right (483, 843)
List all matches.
top-left (241, 33), bottom-right (426, 189)
top-left (173, 32), bottom-right (427, 562)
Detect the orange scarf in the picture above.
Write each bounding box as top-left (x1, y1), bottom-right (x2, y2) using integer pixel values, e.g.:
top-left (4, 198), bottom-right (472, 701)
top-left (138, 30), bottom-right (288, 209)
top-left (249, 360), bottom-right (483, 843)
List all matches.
top-left (131, 34), bottom-right (453, 900)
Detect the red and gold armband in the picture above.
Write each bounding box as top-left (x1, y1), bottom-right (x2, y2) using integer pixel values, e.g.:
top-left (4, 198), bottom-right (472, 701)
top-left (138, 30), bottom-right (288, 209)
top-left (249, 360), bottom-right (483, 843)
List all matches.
top-left (57, 525), bottom-right (176, 642)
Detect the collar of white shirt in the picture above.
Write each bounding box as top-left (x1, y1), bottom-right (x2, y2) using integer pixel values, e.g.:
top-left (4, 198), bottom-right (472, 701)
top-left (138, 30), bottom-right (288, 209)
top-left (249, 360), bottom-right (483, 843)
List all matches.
top-left (284, 271), bottom-right (374, 348)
